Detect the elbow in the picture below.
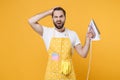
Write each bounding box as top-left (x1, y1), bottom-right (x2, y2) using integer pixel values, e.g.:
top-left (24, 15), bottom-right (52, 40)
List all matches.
top-left (76, 46), bottom-right (88, 58)
top-left (28, 19), bottom-right (36, 27)
top-left (28, 17), bottom-right (36, 24)
top-left (82, 55), bottom-right (87, 58)
top-left (80, 52), bottom-right (88, 58)
top-left (28, 19), bottom-right (33, 24)
top-left (28, 19), bottom-right (38, 26)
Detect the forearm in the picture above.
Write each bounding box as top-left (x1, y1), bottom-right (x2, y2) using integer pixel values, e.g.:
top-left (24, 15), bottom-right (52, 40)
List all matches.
top-left (81, 38), bottom-right (91, 58)
top-left (76, 26), bottom-right (95, 58)
top-left (28, 9), bottom-right (53, 36)
top-left (28, 10), bottom-right (52, 23)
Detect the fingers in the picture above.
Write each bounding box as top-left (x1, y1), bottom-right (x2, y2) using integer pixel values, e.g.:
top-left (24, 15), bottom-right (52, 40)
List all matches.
top-left (87, 25), bottom-right (96, 38)
top-left (89, 25), bottom-right (93, 32)
top-left (49, 6), bottom-right (60, 15)
top-left (89, 25), bottom-right (95, 34)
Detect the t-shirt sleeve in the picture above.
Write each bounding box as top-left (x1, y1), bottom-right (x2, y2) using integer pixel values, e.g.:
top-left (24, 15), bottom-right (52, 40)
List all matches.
top-left (73, 32), bottom-right (81, 47)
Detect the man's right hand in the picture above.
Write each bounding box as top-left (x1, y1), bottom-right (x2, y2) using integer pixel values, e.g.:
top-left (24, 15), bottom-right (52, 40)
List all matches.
top-left (48, 6), bottom-right (60, 15)
top-left (28, 7), bottom-right (59, 36)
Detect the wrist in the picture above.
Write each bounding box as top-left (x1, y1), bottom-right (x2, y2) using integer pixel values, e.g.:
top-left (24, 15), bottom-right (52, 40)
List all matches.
top-left (86, 37), bottom-right (91, 43)
top-left (48, 9), bottom-right (53, 15)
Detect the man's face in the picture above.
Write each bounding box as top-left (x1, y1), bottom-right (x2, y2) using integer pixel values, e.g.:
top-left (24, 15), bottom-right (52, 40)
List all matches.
top-left (52, 10), bottom-right (66, 29)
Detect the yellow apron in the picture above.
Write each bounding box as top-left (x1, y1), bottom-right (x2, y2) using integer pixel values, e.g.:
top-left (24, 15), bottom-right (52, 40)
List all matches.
top-left (45, 29), bottom-right (76, 80)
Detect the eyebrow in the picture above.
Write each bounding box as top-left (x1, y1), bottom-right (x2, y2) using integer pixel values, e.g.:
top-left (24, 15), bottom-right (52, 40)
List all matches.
top-left (60, 15), bottom-right (63, 17)
top-left (54, 15), bottom-right (64, 17)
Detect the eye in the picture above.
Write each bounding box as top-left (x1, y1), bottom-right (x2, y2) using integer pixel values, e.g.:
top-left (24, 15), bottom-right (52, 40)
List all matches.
top-left (60, 15), bottom-right (63, 18)
top-left (54, 16), bottom-right (58, 18)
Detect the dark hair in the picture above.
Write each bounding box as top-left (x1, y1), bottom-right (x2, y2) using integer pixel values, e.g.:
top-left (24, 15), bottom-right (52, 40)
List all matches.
top-left (52, 7), bottom-right (66, 17)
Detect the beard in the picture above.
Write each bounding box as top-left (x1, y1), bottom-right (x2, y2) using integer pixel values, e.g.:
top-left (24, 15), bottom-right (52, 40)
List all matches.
top-left (53, 20), bottom-right (65, 29)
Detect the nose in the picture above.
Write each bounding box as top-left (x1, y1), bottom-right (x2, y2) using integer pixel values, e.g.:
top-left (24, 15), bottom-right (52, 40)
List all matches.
top-left (57, 17), bottom-right (61, 21)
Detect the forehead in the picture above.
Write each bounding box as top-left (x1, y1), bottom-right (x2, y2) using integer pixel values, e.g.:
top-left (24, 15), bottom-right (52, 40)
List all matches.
top-left (53, 10), bottom-right (64, 16)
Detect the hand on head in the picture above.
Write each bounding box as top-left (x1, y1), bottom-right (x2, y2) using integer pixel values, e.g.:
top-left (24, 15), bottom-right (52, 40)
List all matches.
top-left (48, 6), bottom-right (60, 15)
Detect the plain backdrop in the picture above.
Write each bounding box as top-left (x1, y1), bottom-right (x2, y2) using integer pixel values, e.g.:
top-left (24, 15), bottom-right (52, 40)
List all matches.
top-left (0, 0), bottom-right (120, 80)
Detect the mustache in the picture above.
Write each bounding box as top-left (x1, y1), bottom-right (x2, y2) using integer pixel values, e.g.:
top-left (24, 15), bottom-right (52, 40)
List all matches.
top-left (56, 20), bottom-right (62, 23)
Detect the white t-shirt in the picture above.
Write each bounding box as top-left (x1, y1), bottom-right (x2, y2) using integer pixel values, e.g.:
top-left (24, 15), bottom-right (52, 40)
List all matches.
top-left (42, 26), bottom-right (81, 51)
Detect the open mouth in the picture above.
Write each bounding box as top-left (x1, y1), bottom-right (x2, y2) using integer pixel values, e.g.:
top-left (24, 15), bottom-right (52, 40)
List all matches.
top-left (56, 22), bottom-right (62, 24)
top-left (57, 23), bottom-right (61, 24)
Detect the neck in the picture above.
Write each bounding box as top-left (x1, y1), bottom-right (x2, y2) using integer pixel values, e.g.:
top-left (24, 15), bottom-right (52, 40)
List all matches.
top-left (55, 27), bottom-right (65, 32)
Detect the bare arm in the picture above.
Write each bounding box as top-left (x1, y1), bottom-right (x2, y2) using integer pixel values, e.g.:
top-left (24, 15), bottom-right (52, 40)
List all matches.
top-left (28, 8), bottom-right (53, 36)
top-left (75, 27), bottom-right (95, 58)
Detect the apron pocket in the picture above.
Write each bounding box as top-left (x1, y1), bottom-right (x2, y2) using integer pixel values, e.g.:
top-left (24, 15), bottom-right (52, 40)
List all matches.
top-left (51, 53), bottom-right (59, 61)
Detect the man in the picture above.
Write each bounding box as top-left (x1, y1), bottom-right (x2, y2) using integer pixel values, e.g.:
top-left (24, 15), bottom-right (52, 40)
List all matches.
top-left (28, 7), bottom-right (95, 80)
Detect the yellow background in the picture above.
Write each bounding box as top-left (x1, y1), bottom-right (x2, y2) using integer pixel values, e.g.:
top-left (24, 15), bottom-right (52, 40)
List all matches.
top-left (0, 0), bottom-right (120, 80)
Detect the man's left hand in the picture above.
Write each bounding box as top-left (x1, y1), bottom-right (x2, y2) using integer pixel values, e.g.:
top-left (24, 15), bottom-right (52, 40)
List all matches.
top-left (87, 25), bottom-right (96, 39)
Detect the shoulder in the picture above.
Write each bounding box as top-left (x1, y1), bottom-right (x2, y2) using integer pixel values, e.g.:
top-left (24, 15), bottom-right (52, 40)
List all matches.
top-left (67, 28), bottom-right (78, 36)
top-left (42, 25), bottom-right (54, 32)
top-left (67, 28), bottom-right (81, 47)
top-left (42, 25), bottom-right (55, 35)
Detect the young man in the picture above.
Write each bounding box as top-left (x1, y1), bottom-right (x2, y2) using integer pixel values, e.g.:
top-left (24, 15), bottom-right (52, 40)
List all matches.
top-left (28, 7), bottom-right (95, 80)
